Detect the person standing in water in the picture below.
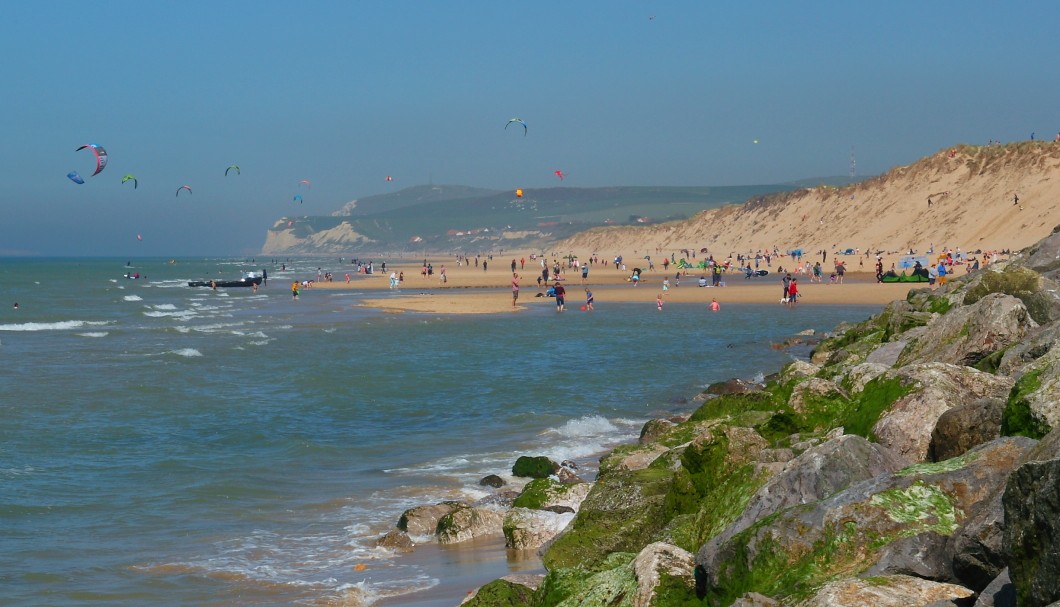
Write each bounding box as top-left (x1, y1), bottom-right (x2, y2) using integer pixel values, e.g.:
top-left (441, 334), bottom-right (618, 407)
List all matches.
top-left (511, 273), bottom-right (520, 307)
top-left (291, 281), bottom-right (299, 299)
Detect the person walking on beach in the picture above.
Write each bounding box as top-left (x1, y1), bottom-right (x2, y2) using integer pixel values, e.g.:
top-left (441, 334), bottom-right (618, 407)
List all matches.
top-left (511, 273), bottom-right (520, 307)
top-left (782, 273), bottom-right (792, 303)
top-left (262, 268), bottom-right (268, 286)
top-left (511, 259), bottom-right (517, 272)
top-left (1013, 193), bottom-right (1019, 206)
top-left (787, 278), bottom-right (799, 306)
top-left (553, 281), bottom-right (566, 312)
top-left (581, 263), bottom-right (589, 284)
top-left (439, 265), bottom-right (447, 283)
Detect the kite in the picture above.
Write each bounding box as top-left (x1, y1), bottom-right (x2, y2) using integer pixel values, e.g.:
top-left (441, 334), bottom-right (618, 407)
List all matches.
top-left (294, 194), bottom-right (303, 204)
top-left (515, 188), bottom-right (524, 198)
top-left (225, 165), bottom-right (240, 176)
top-left (67, 171), bottom-right (85, 184)
top-left (385, 175), bottom-right (393, 182)
top-left (505, 118), bottom-right (527, 136)
top-left (136, 234), bottom-right (143, 241)
top-left (176, 185), bottom-right (192, 197)
top-left (75, 144), bottom-right (108, 176)
top-left (554, 170), bottom-right (565, 181)
top-left (122, 174), bottom-right (138, 189)
top-left (299, 180), bottom-right (311, 189)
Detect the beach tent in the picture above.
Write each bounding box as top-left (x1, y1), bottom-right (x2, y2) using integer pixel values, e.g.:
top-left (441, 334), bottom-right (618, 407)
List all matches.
top-left (898, 255), bottom-right (930, 269)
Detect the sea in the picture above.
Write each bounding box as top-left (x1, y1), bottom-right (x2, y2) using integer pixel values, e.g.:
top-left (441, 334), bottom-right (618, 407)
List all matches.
top-left (0, 257), bottom-right (883, 607)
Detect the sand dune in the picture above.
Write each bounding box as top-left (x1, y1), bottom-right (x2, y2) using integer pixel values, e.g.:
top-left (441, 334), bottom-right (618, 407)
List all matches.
top-left (557, 142), bottom-right (1060, 261)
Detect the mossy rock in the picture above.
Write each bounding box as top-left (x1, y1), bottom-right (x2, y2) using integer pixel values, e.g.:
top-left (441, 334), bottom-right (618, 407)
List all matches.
top-left (462, 578), bottom-right (536, 607)
top-left (512, 477), bottom-right (586, 510)
top-left (689, 392), bottom-right (780, 423)
top-left (542, 465), bottom-right (676, 570)
top-left (963, 266), bottom-right (1051, 324)
top-left (1001, 368), bottom-right (1051, 439)
top-left (512, 455), bottom-right (559, 479)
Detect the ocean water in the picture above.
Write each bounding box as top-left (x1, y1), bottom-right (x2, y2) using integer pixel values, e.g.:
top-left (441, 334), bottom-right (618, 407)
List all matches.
top-left (0, 257), bottom-right (882, 607)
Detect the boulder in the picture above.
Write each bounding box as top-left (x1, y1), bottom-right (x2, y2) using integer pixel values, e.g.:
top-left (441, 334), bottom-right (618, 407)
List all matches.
top-left (375, 529), bottom-right (414, 552)
top-left (459, 576), bottom-right (541, 607)
top-left (952, 490), bottom-right (1007, 592)
top-left (512, 455), bottom-right (559, 478)
top-left (700, 435), bottom-right (905, 561)
top-left (512, 478), bottom-right (592, 511)
top-left (866, 340), bottom-right (912, 367)
top-left (865, 532), bottom-right (955, 582)
top-left (896, 293), bottom-right (1035, 368)
top-left (397, 502), bottom-right (463, 539)
top-left (787, 377), bottom-right (847, 415)
top-left (503, 507), bottom-right (574, 550)
top-left (1003, 348), bottom-right (1060, 436)
top-left (639, 418), bottom-right (675, 445)
top-left (731, 593), bottom-right (783, 606)
top-left (997, 322), bottom-right (1060, 376)
top-left (873, 363), bottom-right (1013, 464)
top-left (929, 398), bottom-right (1005, 462)
top-left (436, 505), bottom-right (504, 544)
top-left (697, 438), bottom-right (1033, 605)
top-left (1002, 459), bottom-right (1060, 607)
top-left (839, 362), bottom-right (891, 393)
top-left (973, 569), bottom-right (1015, 607)
top-left (632, 542), bottom-right (695, 607)
top-left (798, 575), bottom-right (974, 607)
top-left (781, 360), bottom-right (820, 383)
top-left (479, 474), bottom-right (506, 488)
top-left (705, 377), bottom-right (761, 396)
top-left (556, 468), bottom-right (585, 484)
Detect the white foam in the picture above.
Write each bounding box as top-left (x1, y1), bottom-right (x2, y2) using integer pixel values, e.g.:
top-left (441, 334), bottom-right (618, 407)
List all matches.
top-left (77, 332), bottom-right (109, 338)
top-left (0, 320), bottom-right (111, 332)
top-left (153, 304), bottom-right (178, 310)
top-left (123, 295), bottom-right (143, 302)
top-left (170, 348), bottom-right (203, 357)
top-left (144, 310), bottom-right (198, 320)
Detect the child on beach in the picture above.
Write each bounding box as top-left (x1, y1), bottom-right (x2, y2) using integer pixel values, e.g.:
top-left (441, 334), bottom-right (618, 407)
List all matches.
top-left (585, 288), bottom-right (594, 310)
top-left (656, 294), bottom-right (664, 311)
top-left (710, 298), bottom-right (720, 312)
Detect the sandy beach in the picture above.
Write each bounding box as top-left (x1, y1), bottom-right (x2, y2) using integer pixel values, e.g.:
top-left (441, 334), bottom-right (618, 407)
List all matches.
top-left (299, 255), bottom-right (950, 314)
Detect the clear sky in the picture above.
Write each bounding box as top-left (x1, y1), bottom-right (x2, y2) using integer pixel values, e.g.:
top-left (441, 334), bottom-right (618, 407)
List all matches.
top-left (3, 2), bottom-right (1059, 256)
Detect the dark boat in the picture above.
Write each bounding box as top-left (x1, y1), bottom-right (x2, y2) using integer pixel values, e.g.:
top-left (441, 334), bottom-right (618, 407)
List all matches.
top-left (188, 273), bottom-right (263, 288)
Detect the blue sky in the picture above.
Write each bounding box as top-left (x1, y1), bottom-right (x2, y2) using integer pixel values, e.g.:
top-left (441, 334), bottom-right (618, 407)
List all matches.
top-left (3, 2), bottom-right (1058, 256)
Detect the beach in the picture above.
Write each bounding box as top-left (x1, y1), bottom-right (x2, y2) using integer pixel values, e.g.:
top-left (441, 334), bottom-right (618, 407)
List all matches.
top-left (301, 255), bottom-right (945, 314)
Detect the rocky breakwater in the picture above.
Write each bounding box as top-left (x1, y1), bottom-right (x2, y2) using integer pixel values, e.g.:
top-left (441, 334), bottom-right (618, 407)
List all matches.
top-left (455, 228), bottom-right (1060, 607)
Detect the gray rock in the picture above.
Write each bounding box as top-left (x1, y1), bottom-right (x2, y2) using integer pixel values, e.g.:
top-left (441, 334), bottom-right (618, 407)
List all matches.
top-left (397, 502), bottom-right (463, 539)
top-left (1002, 459), bottom-right (1060, 606)
top-left (698, 438), bottom-right (1033, 603)
top-left (700, 435), bottom-right (905, 564)
top-left (632, 542), bottom-right (694, 607)
top-left (437, 505), bottom-right (504, 544)
top-left (731, 593), bottom-right (783, 606)
top-left (375, 529), bottom-right (414, 552)
top-left (866, 532), bottom-right (955, 582)
top-left (479, 474), bottom-right (506, 488)
top-left (799, 575), bottom-right (974, 607)
top-left (503, 507), bottom-right (574, 550)
top-left (639, 418), bottom-right (676, 445)
top-left (929, 398), bottom-right (1005, 462)
top-left (952, 490), bottom-right (1007, 592)
top-left (897, 293), bottom-right (1035, 368)
top-left (866, 340), bottom-right (909, 367)
top-left (973, 569), bottom-right (1015, 607)
top-left (873, 363), bottom-right (1013, 464)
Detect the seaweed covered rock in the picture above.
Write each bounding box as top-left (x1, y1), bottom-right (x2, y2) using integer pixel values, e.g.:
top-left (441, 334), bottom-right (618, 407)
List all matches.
top-left (1002, 458), bottom-right (1060, 607)
top-left (696, 438), bottom-right (1033, 606)
top-left (962, 263), bottom-right (1060, 325)
top-left (512, 455), bottom-right (560, 479)
top-left (1001, 349), bottom-right (1060, 438)
top-left (512, 478), bottom-right (591, 511)
top-left (698, 435), bottom-right (905, 566)
top-left (897, 293), bottom-right (1035, 368)
top-left (460, 576), bottom-right (540, 607)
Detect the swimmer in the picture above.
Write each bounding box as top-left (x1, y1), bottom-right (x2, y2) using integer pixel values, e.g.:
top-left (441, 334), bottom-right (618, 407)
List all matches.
top-left (12, 302), bottom-right (19, 310)
top-left (710, 298), bottom-right (720, 312)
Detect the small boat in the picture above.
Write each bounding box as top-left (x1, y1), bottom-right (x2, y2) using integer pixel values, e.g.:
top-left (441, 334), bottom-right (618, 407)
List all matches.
top-left (188, 272), bottom-right (263, 288)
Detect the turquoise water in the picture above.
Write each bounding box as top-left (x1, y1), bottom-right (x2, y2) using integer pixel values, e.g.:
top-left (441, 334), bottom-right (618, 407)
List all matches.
top-left (0, 257), bottom-right (882, 607)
